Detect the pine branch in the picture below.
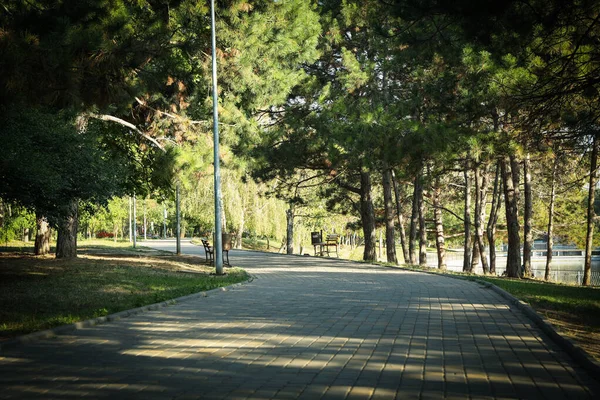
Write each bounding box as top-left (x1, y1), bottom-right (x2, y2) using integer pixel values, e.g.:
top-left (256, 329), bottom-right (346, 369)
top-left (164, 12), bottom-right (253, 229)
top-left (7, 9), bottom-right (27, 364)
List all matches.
top-left (423, 199), bottom-right (464, 222)
top-left (90, 114), bottom-right (166, 153)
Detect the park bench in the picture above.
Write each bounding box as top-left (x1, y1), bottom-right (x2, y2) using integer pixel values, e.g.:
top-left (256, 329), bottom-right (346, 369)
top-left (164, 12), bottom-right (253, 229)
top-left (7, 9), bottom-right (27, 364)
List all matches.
top-left (311, 232), bottom-right (340, 257)
top-left (201, 238), bottom-right (231, 266)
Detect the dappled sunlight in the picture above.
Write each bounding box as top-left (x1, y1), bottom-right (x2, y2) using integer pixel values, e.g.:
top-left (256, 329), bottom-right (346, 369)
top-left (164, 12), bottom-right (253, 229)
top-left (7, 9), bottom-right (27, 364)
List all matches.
top-left (1, 244), bottom-right (598, 398)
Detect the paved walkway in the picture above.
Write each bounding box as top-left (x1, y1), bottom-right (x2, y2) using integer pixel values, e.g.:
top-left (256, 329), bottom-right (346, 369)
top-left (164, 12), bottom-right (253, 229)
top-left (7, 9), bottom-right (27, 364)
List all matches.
top-left (1, 240), bottom-right (599, 399)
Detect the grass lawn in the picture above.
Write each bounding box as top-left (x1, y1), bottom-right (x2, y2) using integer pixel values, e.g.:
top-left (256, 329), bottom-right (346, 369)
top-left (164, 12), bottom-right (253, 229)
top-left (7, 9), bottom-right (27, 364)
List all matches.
top-left (0, 240), bottom-right (249, 341)
top-left (397, 264), bottom-right (600, 362)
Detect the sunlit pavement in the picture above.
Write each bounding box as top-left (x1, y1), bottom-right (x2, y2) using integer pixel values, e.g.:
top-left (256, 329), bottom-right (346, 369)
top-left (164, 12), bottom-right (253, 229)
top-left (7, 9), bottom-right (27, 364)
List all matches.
top-left (1, 239), bottom-right (599, 399)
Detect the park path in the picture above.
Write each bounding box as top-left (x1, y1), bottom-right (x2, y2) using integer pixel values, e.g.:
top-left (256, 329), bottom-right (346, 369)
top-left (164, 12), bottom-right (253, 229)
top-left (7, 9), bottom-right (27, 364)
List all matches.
top-left (0, 240), bottom-right (598, 399)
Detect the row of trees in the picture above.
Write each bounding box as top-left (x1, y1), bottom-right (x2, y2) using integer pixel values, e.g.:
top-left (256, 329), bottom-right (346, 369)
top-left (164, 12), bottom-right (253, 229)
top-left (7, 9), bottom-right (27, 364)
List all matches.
top-left (248, 0), bottom-right (599, 284)
top-left (1, 1), bottom-right (598, 284)
top-left (0, 0), bottom-right (322, 257)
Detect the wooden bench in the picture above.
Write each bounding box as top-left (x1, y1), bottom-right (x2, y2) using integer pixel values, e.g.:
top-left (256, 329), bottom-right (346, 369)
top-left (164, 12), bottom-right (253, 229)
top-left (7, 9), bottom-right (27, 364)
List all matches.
top-left (311, 232), bottom-right (339, 257)
top-left (201, 238), bottom-right (230, 266)
top-left (323, 234), bottom-right (340, 258)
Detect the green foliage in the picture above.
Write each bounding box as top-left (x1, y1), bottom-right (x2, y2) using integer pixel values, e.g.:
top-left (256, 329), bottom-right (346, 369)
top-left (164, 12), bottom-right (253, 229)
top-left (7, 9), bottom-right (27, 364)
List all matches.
top-left (0, 107), bottom-right (175, 226)
top-left (0, 205), bottom-right (35, 244)
top-left (0, 0), bottom-right (179, 109)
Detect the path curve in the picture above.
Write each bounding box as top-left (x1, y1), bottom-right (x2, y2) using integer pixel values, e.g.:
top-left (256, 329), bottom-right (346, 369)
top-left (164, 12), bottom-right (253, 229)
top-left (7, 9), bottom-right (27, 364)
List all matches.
top-left (0, 239), bottom-right (598, 399)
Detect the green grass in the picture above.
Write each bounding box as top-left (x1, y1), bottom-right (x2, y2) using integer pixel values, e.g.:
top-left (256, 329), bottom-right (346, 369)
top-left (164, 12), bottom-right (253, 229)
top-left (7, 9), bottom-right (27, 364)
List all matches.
top-left (0, 244), bottom-right (249, 340)
top-left (468, 276), bottom-right (600, 313)
top-left (240, 237), bottom-right (280, 252)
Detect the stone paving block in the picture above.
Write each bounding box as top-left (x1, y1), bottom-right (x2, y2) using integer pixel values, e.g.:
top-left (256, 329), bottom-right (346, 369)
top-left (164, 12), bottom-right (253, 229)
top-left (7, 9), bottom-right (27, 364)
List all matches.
top-left (2, 242), bottom-right (599, 399)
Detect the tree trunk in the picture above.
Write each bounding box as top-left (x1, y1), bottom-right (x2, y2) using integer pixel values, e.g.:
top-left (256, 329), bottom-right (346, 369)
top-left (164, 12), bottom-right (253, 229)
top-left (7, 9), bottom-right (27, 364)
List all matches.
top-left (471, 234), bottom-right (480, 272)
top-left (472, 164), bottom-right (482, 272)
top-left (545, 153), bottom-right (558, 281)
top-left (383, 168), bottom-right (398, 264)
top-left (286, 206), bottom-right (294, 255)
top-left (56, 199), bottom-right (78, 259)
top-left (278, 237), bottom-right (286, 253)
top-left (463, 160), bottom-right (472, 272)
top-left (34, 214), bottom-right (51, 255)
top-left (409, 172), bottom-right (421, 264)
top-left (433, 177), bottom-right (446, 270)
top-left (360, 170), bottom-right (377, 262)
top-left (22, 228), bottom-right (30, 243)
top-left (474, 163), bottom-right (491, 274)
top-left (583, 133), bottom-right (599, 286)
top-left (502, 156), bottom-right (521, 277)
top-left (487, 162), bottom-right (502, 275)
top-left (391, 170), bottom-right (409, 263)
top-left (378, 229), bottom-right (383, 260)
top-left (523, 153), bottom-right (533, 278)
top-left (418, 173), bottom-right (427, 267)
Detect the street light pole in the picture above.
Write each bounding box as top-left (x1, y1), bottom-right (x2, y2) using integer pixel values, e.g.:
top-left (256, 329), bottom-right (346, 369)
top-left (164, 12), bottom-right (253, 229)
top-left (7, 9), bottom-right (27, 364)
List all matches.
top-left (132, 194), bottom-right (137, 248)
top-left (210, 0), bottom-right (224, 275)
top-left (128, 197), bottom-right (132, 243)
top-left (176, 182), bottom-right (181, 255)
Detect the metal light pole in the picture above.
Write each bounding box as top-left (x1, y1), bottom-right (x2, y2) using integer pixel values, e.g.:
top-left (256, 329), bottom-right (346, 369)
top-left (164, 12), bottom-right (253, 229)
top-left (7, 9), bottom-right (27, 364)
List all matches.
top-left (128, 197), bottom-right (132, 243)
top-left (163, 206), bottom-right (167, 239)
top-left (176, 182), bottom-right (181, 255)
top-left (132, 195), bottom-right (137, 248)
top-left (210, 0), bottom-right (224, 275)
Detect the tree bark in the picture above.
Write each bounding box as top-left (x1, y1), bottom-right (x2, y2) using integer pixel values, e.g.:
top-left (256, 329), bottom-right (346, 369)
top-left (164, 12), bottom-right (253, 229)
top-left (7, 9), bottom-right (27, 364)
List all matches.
top-left (523, 153), bottom-right (533, 277)
top-left (56, 199), bottom-right (78, 259)
top-left (391, 170), bottom-right (409, 263)
top-left (360, 170), bottom-right (377, 262)
top-left (472, 164), bottom-right (482, 272)
top-left (487, 162), bottom-right (502, 275)
top-left (502, 156), bottom-right (521, 277)
top-left (471, 224), bottom-right (480, 272)
top-left (34, 214), bottom-right (51, 255)
top-left (418, 172), bottom-right (427, 267)
top-left (383, 168), bottom-right (398, 264)
top-left (475, 163), bottom-right (491, 274)
top-left (545, 153), bottom-right (558, 281)
top-left (409, 172), bottom-right (421, 265)
top-left (583, 133), bottom-right (599, 286)
top-left (378, 229), bottom-right (383, 260)
top-left (433, 176), bottom-right (446, 270)
top-left (286, 206), bottom-right (294, 255)
top-left (463, 160), bottom-right (473, 272)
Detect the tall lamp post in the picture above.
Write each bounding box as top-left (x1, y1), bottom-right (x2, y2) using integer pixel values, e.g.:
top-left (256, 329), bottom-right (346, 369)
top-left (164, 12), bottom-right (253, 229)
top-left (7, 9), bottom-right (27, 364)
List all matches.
top-left (210, 0), bottom-right (224, 275)
top-left (132, 194), bottom-right (137, 248)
